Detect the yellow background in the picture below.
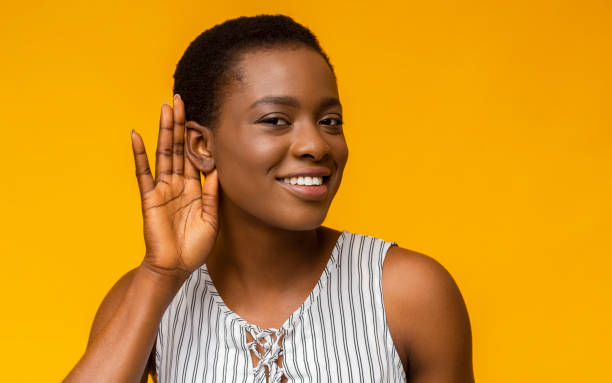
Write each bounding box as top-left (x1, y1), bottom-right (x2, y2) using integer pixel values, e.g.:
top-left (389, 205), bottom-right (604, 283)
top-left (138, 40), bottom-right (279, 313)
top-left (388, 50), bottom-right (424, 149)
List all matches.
top-left (1, 0), bottom-right (610, 381)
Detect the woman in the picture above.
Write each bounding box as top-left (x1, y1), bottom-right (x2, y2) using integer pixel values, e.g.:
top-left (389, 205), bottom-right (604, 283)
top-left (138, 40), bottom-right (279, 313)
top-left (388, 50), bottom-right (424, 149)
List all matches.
top-left (64, 15), bottom-right (474, 383)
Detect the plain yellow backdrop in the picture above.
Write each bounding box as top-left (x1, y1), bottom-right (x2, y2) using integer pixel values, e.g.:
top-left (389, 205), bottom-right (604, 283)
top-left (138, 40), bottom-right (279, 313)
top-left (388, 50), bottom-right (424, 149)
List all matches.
top-left (1, 0), bottom-right (610, 381)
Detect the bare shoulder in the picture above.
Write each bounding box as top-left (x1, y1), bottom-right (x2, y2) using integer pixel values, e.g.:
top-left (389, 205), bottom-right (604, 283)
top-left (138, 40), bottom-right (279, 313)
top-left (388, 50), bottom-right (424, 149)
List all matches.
top-left (382, 246), bottom-right (475, 382)
top-left (88, 267), bottom-right (156, 383)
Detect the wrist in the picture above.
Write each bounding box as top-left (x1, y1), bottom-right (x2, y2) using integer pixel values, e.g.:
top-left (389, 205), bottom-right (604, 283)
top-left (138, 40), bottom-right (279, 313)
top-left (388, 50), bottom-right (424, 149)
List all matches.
top-left (138, 258), bottom-right (191, 289)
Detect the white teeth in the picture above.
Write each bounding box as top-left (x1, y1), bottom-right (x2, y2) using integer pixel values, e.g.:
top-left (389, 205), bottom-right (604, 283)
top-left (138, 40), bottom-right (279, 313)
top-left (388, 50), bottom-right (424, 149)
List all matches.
top-left (281, 176), bottom-right (324, 186)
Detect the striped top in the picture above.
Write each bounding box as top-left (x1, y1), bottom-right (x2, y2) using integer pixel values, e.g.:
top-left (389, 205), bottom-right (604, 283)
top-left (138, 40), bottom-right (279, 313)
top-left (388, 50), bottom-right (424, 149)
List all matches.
top-left (155, 230), bottom-right (407, 382)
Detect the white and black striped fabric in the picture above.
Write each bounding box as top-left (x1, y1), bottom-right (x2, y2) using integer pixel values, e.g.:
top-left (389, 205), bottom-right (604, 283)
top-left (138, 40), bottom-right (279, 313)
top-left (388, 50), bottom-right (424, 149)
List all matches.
top-left (155, 230), bottom-right (407, 382)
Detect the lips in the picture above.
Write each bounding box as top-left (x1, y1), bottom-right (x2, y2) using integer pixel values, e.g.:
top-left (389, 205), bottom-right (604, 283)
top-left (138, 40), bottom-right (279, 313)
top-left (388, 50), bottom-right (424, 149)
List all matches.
top-left (276, 179), bottom-right (329, 201)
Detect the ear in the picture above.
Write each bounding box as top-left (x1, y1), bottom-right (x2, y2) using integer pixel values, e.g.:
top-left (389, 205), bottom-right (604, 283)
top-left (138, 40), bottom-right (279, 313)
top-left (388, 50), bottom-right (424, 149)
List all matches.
top-left (185, 120), bottom-right (215, 174)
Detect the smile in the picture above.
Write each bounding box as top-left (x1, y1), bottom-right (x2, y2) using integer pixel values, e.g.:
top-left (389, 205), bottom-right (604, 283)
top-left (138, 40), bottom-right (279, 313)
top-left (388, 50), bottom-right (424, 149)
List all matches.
top-left (280, 176), bottom-right (323, 186)
top-left (275, 176), bottom-right (330, 201)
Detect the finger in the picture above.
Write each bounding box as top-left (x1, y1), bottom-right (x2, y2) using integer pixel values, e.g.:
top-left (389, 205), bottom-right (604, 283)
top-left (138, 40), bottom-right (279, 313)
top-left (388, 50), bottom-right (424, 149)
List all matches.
top-left (172, 94), bottom-right (185, 176)
top-left (155, 103), bottom-right (173, 185)
top-left (201, 169), bottom-right (218, 224)
top-left (131, 130), bottom-right (155, 199)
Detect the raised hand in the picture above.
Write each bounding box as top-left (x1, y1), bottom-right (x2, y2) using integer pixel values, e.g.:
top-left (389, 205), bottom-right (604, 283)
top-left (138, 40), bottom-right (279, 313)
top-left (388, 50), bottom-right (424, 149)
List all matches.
top-left (130, 94), bottom-right (218, 282)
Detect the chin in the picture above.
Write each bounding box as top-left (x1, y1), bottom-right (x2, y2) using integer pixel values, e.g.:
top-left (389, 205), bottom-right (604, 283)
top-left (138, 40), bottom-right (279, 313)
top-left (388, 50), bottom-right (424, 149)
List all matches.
top-left (269, 207), bottom-right (330, 231)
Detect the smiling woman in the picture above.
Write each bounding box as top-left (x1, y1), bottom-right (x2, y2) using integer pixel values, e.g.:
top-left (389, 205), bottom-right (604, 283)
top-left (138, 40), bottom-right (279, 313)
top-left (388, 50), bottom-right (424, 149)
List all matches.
top-left (63, 14), bottom-right (474, 383)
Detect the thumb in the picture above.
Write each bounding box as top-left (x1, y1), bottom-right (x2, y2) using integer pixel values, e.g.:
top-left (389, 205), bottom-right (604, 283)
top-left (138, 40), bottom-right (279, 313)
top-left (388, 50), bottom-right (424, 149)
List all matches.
top-left (201, 169), bottom-right (218, 224)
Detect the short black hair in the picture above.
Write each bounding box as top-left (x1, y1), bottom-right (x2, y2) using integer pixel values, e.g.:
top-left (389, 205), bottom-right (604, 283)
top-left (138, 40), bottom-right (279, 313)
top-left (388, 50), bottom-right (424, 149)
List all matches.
top-left (173, 14), bottom-right (334, 128)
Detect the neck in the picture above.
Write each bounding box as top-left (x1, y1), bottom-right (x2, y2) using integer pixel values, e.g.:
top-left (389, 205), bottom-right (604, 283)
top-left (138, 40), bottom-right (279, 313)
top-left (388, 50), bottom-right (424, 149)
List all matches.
top-left (206, 194), bottom-right (328, 299)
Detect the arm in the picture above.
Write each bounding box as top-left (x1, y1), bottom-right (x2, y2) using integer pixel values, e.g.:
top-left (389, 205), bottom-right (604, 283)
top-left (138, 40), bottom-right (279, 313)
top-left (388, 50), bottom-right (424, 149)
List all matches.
top-left (63, 94), bottom-right (219, 382)
top-left (383, 246), bottom-right (475, 382)
top-left (86, 268), bottom-right (158, 383)
top-left (64, 265), bottom-right (186, 383)
top-left (86, 267), bottom-right (156, 383)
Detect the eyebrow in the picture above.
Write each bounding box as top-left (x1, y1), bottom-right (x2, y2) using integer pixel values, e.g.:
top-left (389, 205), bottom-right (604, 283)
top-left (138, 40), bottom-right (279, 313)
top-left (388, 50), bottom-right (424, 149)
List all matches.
top-left (249, 96), bottom-right (342, 110)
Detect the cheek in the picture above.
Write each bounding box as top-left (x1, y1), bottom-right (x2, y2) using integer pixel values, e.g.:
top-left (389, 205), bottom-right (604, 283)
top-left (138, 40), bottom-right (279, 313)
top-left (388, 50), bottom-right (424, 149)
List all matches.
top-left (333, 137), bottom-right (349, 172)
top-left (212, 127), bottom-right (347, 230)
top-left (214, 132), bottom-right (286, 196)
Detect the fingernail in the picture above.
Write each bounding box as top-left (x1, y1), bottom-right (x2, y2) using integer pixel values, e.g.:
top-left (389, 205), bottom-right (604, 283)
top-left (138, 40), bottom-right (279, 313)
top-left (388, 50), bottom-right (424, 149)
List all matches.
top-left (130, 129), bottom-right (135, 138)
top-left (162, 102), bottom-right (169, 107)
top-left (174, 93), bottom-right (181, 102)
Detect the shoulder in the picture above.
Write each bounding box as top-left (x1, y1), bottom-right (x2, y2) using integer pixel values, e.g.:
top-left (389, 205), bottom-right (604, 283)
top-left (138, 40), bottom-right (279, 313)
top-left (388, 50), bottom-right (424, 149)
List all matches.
top-left (382, 245), bottom-right (474, 382)
top-left (382, 246), bottom-right (462, 312)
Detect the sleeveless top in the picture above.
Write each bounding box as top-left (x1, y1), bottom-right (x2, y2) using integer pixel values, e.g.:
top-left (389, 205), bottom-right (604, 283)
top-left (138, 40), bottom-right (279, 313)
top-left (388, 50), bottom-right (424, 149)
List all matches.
top-left (154, 230), bottom-right (407, 382)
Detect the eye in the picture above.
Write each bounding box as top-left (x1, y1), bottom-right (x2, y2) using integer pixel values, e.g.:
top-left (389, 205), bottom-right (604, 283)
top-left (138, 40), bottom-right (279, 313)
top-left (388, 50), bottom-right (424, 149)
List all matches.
top-left (319, 117), bottom-right (343, 126)
top-left (259, 117), bottom-right (291, 126)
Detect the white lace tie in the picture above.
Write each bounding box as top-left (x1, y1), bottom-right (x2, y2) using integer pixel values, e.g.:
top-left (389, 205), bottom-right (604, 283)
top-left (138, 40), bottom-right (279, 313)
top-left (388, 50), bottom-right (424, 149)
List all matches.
top-left (246, 327), bottom-right (286, 382)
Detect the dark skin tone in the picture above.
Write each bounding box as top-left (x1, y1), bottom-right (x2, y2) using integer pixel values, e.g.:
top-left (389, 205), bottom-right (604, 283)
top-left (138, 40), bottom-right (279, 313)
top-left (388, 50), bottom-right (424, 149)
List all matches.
top-left (189, 47), bottom-right (349, 329)
top-left (64, 46), bottom-right (474, 383)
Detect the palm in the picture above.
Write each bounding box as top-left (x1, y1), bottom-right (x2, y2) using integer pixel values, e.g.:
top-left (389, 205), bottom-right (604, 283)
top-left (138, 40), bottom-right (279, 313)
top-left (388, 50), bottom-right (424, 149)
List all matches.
top-left (130, 95), bottom-right (218, 278)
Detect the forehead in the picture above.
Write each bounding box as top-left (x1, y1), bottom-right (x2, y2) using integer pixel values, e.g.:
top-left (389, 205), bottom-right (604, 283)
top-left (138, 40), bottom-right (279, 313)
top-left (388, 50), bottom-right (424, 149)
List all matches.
top-left (226, 46), bottom-right (339, 106)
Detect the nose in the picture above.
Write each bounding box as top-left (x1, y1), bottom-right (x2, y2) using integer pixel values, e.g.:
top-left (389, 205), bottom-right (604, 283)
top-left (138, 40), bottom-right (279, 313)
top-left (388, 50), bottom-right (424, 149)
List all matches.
top-left (290, 121), bottom-right (331, 161)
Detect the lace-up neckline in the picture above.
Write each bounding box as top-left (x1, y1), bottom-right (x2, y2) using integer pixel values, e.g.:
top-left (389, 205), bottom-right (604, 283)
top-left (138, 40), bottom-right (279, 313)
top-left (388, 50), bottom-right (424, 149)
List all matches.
top-left (199, 230), bottom-right (346, 382)
top-left (245, 326), bottom-right (286, 382)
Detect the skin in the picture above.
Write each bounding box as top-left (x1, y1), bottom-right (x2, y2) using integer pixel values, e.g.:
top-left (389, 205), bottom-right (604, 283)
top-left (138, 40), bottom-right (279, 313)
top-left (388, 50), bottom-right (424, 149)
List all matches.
top-left (63, 45), bottom-right (474, 383)
top-left (187, 46), bottom-right (349, 329)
